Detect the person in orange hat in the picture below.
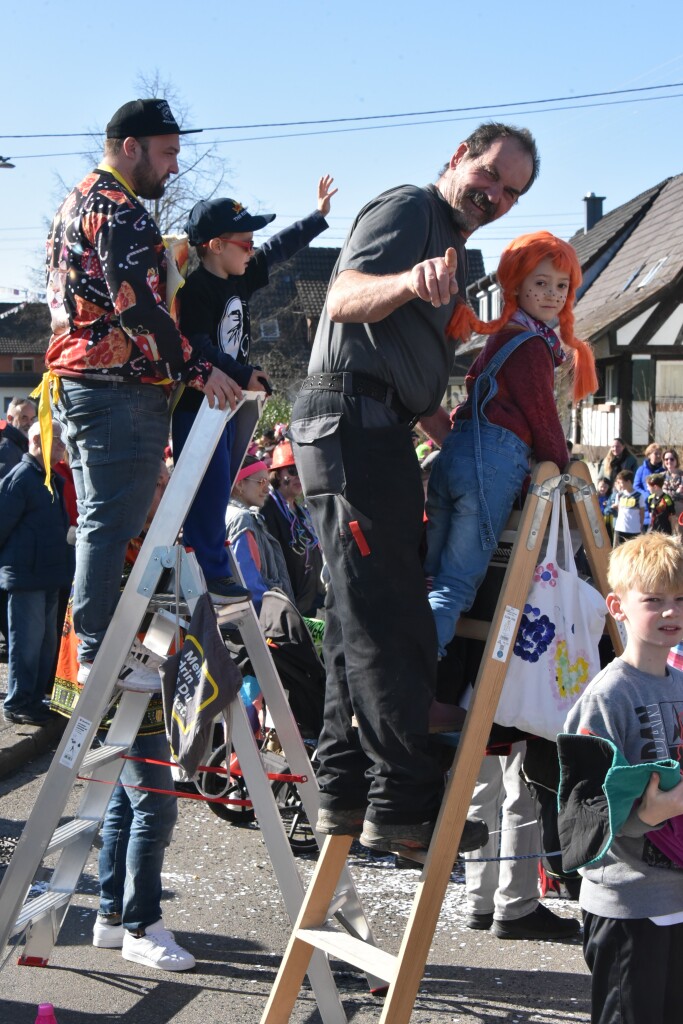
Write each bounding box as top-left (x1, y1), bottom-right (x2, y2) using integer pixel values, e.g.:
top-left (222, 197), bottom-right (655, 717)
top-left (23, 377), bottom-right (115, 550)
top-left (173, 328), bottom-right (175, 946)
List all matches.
top-left (261, 441), bottom-right (324, 617)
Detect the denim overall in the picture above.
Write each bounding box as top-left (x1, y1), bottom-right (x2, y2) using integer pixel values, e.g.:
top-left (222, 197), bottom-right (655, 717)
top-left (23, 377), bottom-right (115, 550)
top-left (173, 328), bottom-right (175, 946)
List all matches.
top-left (426, 330), bottom-right (556, 657)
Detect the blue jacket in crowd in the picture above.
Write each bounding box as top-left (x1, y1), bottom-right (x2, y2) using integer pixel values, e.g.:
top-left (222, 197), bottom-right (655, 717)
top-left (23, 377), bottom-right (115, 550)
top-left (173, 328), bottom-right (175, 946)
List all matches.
top-left (634, 456), bottom-right (665, 527)
top-left (0, 453), bottom-right (72, 591)
top-left (0, 422), bottom-right (29, 479)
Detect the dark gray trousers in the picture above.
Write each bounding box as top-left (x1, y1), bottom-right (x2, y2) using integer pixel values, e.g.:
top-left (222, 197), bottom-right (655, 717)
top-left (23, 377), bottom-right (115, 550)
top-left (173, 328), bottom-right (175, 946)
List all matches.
top-left (291, 389), bottom-right (443, 824)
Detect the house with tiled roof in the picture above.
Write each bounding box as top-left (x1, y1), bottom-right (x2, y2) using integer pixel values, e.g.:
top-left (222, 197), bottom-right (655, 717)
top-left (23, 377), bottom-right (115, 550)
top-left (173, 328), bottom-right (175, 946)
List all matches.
top-left (247, 246), bottom-right (340, 398)
top-left (454, 176), bottom-right (683, 452)
top-left (572, 175), bottom-right (683, 450)
top-left (0, 301), bottom-right (51, 412)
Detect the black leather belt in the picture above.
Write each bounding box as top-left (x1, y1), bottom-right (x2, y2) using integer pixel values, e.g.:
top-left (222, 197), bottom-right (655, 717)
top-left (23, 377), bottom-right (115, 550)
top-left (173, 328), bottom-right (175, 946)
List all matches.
top-left (301, 372), bottom-right (415, 424)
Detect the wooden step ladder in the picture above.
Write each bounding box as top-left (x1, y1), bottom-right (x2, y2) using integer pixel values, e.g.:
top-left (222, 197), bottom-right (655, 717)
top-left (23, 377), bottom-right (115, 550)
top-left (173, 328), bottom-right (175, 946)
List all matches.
top-left (259, 458), bottom-right (622, 1024)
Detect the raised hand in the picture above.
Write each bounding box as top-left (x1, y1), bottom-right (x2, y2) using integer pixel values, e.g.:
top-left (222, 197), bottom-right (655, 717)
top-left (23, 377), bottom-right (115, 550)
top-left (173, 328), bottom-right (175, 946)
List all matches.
top-left (317, 175), bottom-right (338, 216)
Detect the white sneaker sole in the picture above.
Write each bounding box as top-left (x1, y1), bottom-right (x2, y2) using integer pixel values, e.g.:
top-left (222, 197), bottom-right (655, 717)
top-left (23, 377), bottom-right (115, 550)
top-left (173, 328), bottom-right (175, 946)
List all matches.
top-left (93, 931), bottom-right (124, 949)
top-left (121, 948), bottom-right (196, 971)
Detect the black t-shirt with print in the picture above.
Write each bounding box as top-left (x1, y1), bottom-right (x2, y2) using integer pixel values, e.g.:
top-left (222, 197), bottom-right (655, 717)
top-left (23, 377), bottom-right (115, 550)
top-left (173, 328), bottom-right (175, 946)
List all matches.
top-left (177, 210), bottom-right (329, 412)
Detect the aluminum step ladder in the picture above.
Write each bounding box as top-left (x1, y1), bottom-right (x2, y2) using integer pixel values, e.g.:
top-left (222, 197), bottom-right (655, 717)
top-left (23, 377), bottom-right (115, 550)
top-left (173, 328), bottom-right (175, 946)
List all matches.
top-left (259, 459), bottom-right (622, 1024)
top-left (0, 392), bottom-right (382, 1023)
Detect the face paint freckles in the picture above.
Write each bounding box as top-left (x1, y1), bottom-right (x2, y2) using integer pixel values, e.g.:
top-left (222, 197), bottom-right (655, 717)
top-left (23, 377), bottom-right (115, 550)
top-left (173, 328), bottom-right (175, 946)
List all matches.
top-left (516, 257), bottom-right (571, 323)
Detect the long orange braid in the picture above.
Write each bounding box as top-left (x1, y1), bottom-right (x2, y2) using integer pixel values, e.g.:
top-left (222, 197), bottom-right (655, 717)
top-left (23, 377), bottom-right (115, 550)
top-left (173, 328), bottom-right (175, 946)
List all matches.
top-left (447, 231), bottom-right (598, 403)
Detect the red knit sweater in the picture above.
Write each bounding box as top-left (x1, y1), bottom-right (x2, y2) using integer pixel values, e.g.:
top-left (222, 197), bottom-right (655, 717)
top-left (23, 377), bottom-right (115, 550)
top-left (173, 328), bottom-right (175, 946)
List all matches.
top-left (454, 324), bottom-right (569, 470)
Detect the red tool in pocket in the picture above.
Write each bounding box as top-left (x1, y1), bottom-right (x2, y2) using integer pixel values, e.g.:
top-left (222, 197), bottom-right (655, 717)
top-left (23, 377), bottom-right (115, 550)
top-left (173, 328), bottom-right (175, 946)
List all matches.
top-left (349, 520), bottom-right (370, 556)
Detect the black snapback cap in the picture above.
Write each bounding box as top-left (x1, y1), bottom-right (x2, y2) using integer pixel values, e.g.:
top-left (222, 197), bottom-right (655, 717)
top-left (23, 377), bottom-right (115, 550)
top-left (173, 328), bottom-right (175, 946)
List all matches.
top-left (106, 98), bottom-right (201, 139)
top-left (186, 198), bottom-right (276, 245)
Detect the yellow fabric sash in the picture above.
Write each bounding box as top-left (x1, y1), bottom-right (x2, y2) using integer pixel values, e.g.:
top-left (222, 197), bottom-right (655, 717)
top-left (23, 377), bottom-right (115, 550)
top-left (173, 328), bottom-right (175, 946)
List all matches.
top-left (29, 370), bottom-right (61, 495)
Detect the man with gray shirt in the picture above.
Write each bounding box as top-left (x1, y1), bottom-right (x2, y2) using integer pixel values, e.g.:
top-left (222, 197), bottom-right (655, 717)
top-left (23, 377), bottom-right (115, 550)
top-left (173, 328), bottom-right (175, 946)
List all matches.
top-left (289, 122), bottom-right (539, 857)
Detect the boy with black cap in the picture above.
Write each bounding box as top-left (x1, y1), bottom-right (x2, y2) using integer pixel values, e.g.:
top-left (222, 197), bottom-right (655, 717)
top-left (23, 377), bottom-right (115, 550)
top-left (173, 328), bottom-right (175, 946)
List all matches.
top-left (172, 177), bottom-right (337, 603)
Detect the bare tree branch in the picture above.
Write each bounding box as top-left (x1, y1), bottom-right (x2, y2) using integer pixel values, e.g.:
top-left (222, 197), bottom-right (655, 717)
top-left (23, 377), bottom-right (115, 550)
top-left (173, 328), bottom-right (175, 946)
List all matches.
top-left (50, 71), bottom-right (231, 237)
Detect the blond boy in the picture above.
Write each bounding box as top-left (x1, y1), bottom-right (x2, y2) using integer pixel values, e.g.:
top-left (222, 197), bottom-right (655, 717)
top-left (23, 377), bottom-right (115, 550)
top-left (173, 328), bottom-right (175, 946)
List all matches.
top-left (613, 468), bottom-right (645, 546)
top-left (564, 533), bottom-right (683, 1024)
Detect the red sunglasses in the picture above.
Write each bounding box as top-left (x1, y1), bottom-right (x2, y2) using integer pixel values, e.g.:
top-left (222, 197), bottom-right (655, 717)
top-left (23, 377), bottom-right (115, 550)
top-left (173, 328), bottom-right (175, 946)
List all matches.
top-left (220, 237), bottom-right (255, 253)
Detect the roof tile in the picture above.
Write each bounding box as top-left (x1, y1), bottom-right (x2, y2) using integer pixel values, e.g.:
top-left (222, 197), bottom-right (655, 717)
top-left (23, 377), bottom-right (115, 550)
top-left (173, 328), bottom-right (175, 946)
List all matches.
top-left (573, 173), bottom-right (683, 339)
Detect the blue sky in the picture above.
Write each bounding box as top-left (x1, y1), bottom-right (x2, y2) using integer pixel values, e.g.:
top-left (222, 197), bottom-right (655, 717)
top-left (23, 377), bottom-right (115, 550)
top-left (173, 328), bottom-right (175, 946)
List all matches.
top-left (1, 0), bottom-right (682, 297)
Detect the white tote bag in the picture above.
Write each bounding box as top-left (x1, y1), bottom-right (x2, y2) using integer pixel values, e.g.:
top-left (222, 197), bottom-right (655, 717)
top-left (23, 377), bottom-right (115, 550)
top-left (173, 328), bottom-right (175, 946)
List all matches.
top-left (494, 489), bottom-right (607, 740)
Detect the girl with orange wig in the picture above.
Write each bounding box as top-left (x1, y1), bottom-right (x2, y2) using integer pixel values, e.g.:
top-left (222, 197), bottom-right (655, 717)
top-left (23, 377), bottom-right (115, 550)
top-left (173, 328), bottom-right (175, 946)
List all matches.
top-left (425, 231), bottom-right (597, 658)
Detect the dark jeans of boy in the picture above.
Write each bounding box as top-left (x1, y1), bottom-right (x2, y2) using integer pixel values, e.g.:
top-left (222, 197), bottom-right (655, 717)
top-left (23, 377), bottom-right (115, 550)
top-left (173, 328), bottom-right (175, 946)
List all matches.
top-left (98, 731), bottom-right (178, 932)
top-left (291, 389), bottom-right (443, 825)
top-left (583, 911), bottom-right (683, 1024)
top-left (171, 409), bottom-right (237, 581)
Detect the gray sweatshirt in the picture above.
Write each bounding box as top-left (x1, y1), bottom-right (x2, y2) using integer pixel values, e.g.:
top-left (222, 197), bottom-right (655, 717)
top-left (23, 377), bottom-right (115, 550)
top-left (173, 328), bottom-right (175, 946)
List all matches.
top-left (564, 658), bottom-right (683, 919)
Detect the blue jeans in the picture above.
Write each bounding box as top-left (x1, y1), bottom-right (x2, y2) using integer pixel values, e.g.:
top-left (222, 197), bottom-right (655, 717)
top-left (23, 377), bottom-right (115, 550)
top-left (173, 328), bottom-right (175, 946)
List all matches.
top-left (425, 420), bottom-right (530, 657)
top-left (98, 731), bottom-right (178, 932)
top-left (54, 379), bottom-right (169, 663)
top-left (3, 588), bottom-right (58, 716)
top-left (171, 407), bottom-right (236, 581)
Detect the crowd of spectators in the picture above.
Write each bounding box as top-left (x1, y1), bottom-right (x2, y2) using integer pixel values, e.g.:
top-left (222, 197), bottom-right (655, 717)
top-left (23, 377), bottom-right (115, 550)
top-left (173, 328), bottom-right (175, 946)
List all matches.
top-left (6, 93), bottom-right (683, 997)
top-left (597, 438), bottom-right (683, 543)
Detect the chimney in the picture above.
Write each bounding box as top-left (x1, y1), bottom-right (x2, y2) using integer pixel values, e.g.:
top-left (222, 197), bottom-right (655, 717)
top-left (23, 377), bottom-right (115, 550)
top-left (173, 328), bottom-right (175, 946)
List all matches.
top-left (583, 192), bottom-right (605, 233)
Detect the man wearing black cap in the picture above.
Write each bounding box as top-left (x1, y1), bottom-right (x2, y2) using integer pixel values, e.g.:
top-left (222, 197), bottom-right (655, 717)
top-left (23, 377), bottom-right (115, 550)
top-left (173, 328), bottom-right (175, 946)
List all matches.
top-left (45, 97), bottom-right (239, 679)
top-left (43, 99), bottom-right (241, 970)
top-left (171, 177), bottom-right (336, 603)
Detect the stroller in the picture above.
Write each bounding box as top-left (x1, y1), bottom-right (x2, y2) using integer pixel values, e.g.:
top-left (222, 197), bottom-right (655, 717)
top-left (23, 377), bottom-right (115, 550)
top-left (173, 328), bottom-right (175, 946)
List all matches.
top-left (196, 590), bottom-right (325, 854)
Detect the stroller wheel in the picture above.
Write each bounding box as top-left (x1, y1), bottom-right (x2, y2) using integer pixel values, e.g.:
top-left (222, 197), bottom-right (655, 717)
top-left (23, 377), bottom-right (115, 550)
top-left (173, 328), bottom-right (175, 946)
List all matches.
top-left (196, 743), bottom-right (255, 825)
top-left (270, 771), bottom-right (317, 855)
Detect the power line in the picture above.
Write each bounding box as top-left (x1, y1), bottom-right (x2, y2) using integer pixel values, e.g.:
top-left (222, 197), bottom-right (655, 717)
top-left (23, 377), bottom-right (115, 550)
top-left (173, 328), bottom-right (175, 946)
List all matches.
top-left (0, 210), bottom-right (587, 231)
top-left (1, 81), bottom-right (681, 140)
top-left (7, 90), bottom-right (683, 161)
top-left (197, 92), bottom-right (683, 145)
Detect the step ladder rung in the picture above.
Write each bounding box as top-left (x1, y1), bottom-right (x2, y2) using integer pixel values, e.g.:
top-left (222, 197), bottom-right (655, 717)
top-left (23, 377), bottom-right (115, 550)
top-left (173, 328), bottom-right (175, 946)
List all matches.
top-left (145, 595), bottom-right (190, 615)
top-left (455, 617), bottom-right (489, 642)
top-left (13, 891), bottom-right (71, 934)
top-left (81, 744), bottom-right (128, 771)
top-left (297, 925), bottom-right (397, 983)
top-left (327, 887), bottom-right (353, 917)
top-left (215, 599), bottom-right (252, 623)
top-left (46, 818), bottom-right (100, 855)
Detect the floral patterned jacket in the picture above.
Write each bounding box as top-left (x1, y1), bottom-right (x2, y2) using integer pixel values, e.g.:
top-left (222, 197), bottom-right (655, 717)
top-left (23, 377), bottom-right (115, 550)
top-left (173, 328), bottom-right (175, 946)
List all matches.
top-left (45, 165), bottom-right (211, 387)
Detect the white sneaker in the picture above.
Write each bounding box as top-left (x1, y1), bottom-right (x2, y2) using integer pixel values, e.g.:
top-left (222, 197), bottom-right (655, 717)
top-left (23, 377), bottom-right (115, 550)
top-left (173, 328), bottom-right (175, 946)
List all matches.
top-left (121, 919), bottom-right (195, 971)
top-left (93, 916), bottom-right (124, 948)
top-left (77, 644), bottom-right (161, 692)
top-left (116, 640), bottom-right (163, 693)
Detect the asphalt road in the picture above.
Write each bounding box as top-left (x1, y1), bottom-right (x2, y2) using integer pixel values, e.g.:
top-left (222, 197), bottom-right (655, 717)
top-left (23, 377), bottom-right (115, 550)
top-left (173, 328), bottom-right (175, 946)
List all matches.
top-left (0, 744), bottom-right (591, 1024)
